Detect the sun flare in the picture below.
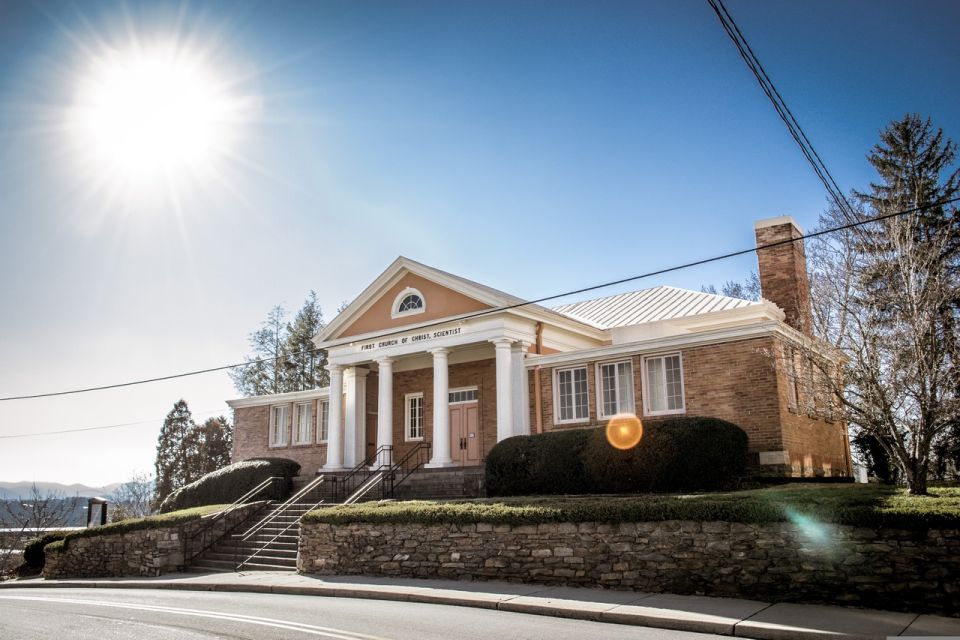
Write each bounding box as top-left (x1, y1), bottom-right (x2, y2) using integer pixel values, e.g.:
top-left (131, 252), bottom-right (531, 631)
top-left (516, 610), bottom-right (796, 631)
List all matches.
top-left (68, 42), bottom-right (256, 189)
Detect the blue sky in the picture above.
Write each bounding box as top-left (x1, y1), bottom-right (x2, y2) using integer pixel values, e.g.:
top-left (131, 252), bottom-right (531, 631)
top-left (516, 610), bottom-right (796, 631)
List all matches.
top-left (0, 0), bottom-right (957, 485)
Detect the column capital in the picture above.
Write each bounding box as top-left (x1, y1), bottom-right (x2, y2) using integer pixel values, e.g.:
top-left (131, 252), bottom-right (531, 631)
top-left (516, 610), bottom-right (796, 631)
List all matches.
top-left (511, 340), bottom-right (531, 352)
top-left (490, 337), bottom-right (514, 348)
top-left (327, 363), bottom-right (344, 374)
top-left (344, 366), bottom-right (370, 379)
top-left (375, 356), bottom-right (394, 366)
top-left (428, 347), bottom-right (451, 356)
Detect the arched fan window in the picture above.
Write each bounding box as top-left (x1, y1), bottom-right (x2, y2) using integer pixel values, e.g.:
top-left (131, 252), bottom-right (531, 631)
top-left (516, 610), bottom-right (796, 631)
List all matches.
top-left (398, 293), bottom-right (423, 312)
top-left (392, 287), bottom-right (426, 318)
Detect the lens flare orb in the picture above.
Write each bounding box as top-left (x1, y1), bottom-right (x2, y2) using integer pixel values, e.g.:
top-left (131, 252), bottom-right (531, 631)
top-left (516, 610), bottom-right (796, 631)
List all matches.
top-left (605, 413), bottom-right (643, 450)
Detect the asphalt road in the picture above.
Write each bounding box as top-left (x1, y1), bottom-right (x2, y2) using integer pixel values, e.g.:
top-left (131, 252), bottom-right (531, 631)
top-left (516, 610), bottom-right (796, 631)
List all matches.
top-left (0, 588), bottom-right (727, 640)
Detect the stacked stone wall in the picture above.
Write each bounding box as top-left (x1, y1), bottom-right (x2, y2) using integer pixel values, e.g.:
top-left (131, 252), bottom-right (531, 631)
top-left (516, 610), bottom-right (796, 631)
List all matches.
top-left (300, 519), bottom-right (960, 616)
top-left (43, 502), bottom-right (264, 579)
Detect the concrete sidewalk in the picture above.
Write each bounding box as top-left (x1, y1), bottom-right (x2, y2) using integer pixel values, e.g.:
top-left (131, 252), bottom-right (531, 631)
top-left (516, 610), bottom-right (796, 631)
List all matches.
top-left (3, 571), bottom-right (958, 640)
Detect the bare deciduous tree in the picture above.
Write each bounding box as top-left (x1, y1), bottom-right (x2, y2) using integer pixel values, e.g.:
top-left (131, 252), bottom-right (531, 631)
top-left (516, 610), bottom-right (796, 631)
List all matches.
top-left (0, 484), bottom-right (73, 576)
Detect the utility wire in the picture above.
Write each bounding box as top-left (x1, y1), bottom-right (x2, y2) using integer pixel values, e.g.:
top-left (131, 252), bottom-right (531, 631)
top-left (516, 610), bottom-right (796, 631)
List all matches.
top-left (707, 0), bottom-right (859, 219)
top-left (0, 409), bottom-right (228, 440)
top-left (1, 195), bottom-right (957, 404)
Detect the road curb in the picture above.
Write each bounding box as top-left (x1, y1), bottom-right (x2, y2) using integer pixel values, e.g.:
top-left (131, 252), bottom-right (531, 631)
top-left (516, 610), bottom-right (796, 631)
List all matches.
top-left (0, 576), bottom-right (947, 640)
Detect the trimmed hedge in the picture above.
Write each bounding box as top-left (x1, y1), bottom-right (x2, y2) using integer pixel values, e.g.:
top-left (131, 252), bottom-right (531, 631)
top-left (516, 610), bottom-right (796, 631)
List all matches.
top-left (17, 531), bottom-right (70, 576)
top-left (159, 458), bottom-right (300, 513)
top-left (302, 485), bottom-right (960, 530)
top-left (485, 417), bottom-right (748, 497)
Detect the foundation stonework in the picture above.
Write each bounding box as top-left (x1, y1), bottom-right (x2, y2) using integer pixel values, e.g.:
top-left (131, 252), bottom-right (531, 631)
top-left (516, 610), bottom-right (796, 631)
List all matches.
top-left (298, 519), bottom-right (960, 616)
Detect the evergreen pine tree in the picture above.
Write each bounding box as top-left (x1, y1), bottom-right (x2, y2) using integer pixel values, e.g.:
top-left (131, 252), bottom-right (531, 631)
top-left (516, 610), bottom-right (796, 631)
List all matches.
top-left (182, 416), bottom-right (233, 483)
top-left (230, 305), bottom-right (291, 396)
top-left (285, 291), bottom-right (328, 391)
top-left (153, 399), bottom-right (195, 508)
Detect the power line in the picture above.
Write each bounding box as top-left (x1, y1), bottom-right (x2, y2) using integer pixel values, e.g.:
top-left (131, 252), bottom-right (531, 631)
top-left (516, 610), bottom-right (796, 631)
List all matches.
top-left (706, 0), bottom-right (859, 219)
top-left (1, 195), bottom-right (957, 404)
top-left (0, 409), bottom-right (227, 440)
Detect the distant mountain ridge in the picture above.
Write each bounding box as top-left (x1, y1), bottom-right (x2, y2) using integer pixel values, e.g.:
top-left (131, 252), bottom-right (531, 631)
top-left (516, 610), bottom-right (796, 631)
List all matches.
top-left (0, 481), bottom-right (123, 499)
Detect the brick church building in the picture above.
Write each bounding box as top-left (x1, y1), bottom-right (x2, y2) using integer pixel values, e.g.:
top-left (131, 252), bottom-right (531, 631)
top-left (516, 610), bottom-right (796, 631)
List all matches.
top-left (229, 216), bottom-right (852, 479)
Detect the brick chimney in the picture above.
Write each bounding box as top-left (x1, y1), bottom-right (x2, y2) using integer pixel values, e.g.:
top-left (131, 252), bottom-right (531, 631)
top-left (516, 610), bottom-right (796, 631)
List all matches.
top-left (754, 216), bottom-right (812, 335)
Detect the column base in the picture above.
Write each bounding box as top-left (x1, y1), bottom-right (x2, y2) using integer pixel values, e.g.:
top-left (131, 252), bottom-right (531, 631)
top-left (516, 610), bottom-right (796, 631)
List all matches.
top-left (425, 460), bottom-right (457, 469)
top-left (322, 464), bottom-right (345, 471)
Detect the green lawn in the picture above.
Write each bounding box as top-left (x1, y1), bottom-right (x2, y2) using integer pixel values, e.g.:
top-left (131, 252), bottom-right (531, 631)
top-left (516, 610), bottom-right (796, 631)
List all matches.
top-left (46, 504), bottom-right (229, 552)
top-left (303, 484), bottom-right (960, 530)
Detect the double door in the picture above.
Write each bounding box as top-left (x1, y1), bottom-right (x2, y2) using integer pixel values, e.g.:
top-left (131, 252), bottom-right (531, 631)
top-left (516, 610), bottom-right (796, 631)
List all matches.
top-left (449, 401), bottom-right (480, 466)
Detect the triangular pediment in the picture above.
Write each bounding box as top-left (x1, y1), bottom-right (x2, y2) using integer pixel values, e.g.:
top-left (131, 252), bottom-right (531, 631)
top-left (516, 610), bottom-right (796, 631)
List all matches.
top-left (316, 257), bottom-right (517, 344)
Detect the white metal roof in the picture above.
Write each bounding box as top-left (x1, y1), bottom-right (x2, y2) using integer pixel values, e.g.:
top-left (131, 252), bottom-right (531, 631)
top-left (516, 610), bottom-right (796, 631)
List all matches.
top-left (551, 285), bottom-right (758, 329)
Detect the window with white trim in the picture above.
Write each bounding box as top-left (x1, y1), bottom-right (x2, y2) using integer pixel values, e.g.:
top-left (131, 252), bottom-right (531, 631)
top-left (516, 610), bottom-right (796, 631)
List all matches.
top-left (556, 366), bottom-right (589, 423)
top-left (293, 402), bottom-right (312, 445)
top-left (405, 393), bottom-right (424, 441)
top-left (391, 287), bottom-right (426, 318)
top-left (643, 354), bottom-right (685, 415)
top-left (270, 405), bottom-right (290, 447)
top-left (597, 360), bottom-right (635, 418)
top-left (318, 400), bottom-right (329, 443)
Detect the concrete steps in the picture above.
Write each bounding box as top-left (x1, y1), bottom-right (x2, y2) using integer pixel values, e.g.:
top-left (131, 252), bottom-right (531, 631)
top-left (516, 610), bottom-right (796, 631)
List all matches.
top-left (188, 468), bottom-right (484, 573)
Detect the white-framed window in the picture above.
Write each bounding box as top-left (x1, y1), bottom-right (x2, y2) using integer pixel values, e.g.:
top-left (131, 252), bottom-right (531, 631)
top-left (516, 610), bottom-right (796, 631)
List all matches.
top-left (293, 402), bottom-right (313, 445)
top-left (555, 366), bottom-right (589, 424)
top-left (391, 287), bottom-right (426, 319)
top-left (318, 400), bottom-right (330, 443)
top-left (405, 393), bottom-right (424, 441)
top-left (269, 405), bottom-right (290, 447)
top-left (596, 360), bottom-right (635, 418)
top-left (642, 354), bottom-right (685, 416)
top-left (449, 387), bottom-right (478, 404)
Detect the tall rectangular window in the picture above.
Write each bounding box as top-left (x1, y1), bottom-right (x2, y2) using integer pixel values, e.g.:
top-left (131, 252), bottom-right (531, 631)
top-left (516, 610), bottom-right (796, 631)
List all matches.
top-left (556, 366), bottom-right (589, 423)
top-left (598, 360), bottom-right (635, 418)
top-left (405, 393), bottom-right (424, 440)
top-left (318, 400), bottom-right (329, 443)
top-left (270, 405), bottom-right (290, 446)
top-left (643, 354), bottom-right (685, 415)
top-left (294, 402), bottom-right (313, 445)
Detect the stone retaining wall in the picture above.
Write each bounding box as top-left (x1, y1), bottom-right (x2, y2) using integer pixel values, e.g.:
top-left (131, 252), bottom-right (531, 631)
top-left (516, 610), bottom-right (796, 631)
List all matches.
top-left (299, 519), bottom-right (960, 616)
top-left (44, 502), bottom-right (266, 579)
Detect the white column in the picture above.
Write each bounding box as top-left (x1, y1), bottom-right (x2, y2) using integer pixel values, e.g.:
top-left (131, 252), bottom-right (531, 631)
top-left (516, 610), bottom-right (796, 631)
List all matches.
top-left (343, 367), bottom-right (369, 468)
top-left (512, 341), bottom-right (531, 437)
top-left (323, 364), bottom-right (344, 471)
top-left (492, 338), bottom-right (514, 442)
top-left (425, 348), bottom-right (454, 468)
top-left (375, 357), bottom-right (394, 468)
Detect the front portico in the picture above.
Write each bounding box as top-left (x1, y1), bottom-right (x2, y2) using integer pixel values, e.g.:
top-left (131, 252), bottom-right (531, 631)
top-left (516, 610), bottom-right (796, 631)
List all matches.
top-left (321, 316), bottom-right (537, 470)
top-left (312, 256), bottom-right (605, 472)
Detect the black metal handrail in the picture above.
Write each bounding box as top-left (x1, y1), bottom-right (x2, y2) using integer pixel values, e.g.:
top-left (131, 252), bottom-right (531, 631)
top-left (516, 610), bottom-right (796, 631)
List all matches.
top-left (182, 475), bottom-right (283, 567)
top-left (334, 445), bottom-right (392, 502)
top-left (385, 441), bottom-right (432, 498)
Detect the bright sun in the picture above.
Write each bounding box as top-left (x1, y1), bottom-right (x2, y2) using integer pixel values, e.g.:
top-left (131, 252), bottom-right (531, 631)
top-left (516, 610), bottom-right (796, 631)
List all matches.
top-left (69, 43), bottom-right (253, 186)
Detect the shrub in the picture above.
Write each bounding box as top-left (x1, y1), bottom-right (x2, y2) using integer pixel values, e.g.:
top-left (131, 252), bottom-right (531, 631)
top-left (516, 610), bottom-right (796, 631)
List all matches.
top-left (585, 417), bottom-right (749, 492)
top-left (486, 417), bottom-right (748, 497)
top-left (17, 531), bottom-right (70, 575)
top-left (159, 457), bottom-right (300, 513)
top-left (485, 429), bottom-right (592, 497)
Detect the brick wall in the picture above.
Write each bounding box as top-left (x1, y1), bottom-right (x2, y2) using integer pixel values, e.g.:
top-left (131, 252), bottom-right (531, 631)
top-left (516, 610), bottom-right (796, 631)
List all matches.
top-left (389, 359), bottom-right (498, 463)
top-left (233, 403), bottom-right (328, 475)
top-left (530, 336), bottom-right (850, 477)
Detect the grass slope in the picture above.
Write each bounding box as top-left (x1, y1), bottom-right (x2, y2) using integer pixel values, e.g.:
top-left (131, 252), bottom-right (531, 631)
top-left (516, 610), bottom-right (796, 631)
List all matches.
top-left (46, 504), bottom-right (228, 552)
